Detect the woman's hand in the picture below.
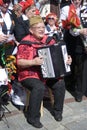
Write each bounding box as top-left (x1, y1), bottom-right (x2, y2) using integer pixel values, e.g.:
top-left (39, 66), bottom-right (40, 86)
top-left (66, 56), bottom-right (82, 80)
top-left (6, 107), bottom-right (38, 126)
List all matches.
top-left (0, 34), bottom-right (9, 43)
top-left (32, 56), bottom-right (44, 66)
top-left (13, 4), bottom-right (22, 17)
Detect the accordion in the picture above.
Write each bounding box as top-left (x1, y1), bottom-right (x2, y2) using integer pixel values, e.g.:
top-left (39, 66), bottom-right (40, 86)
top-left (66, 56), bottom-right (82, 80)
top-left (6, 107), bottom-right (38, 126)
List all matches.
top-left (37, 41), bottom-right (71, 78)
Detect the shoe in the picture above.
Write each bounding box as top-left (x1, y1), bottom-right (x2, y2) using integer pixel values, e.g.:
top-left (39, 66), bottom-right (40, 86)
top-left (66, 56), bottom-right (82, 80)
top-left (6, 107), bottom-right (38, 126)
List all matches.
top-left (27, 119), bottom-right (43, 128)
top-left (75, 97), bottom-right (82, 102)
top-left (54, 113), bottom-right (62, 122)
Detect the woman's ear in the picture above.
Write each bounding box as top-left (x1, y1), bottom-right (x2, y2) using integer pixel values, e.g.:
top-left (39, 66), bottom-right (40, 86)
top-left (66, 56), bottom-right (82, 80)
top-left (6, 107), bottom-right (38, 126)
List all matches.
top-left (29, 28), bottom-right (33, 34)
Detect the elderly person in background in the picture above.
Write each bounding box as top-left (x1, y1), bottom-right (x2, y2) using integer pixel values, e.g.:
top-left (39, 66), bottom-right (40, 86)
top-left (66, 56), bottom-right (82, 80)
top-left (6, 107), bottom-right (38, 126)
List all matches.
top-left (0, 0), bottom-right (16, 56)
top-left (12, 0), bottom-right (40, 42)
top-left (45, 12), bottom-right (62, 41)
top-left (0, 0), bottom-right (15, 35)
top-left (12, 0), bottom-right (34, 42)
top-left (12, 2), bottom-right (29, 42)
top-left (0, 0), bottom-right (16, 67)
top-left (25, 4), bottom-right (37, 18)
top-left (16, 15), bottom-right (72, 128)
top-left (45, 13), bottom-right (58, 36)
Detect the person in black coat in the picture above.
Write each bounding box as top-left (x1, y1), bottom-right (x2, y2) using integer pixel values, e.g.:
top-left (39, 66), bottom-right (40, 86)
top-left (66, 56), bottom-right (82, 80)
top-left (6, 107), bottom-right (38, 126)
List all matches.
top-left (12, 3), bottom-right (29, 42)
top-left (60, 0), bottom-right (87, 102)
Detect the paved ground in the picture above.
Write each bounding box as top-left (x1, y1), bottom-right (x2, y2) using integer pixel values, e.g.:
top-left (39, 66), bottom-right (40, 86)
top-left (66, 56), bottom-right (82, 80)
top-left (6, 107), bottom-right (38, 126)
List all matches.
top-left (0, 90), bottom-right (87, 130)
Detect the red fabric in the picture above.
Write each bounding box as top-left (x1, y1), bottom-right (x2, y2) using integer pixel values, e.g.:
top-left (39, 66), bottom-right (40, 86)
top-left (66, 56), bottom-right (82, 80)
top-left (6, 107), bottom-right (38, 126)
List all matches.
top-left (35, 8), bottom-right (40, 15)
top-left (19, 0), bottom-right (34, 11)
top-left (62, 4), bottom-right (81, 29)
top-left (0, 0), bottom-right (3, 5)
top-left (17, 34), bottom-right (55, 81)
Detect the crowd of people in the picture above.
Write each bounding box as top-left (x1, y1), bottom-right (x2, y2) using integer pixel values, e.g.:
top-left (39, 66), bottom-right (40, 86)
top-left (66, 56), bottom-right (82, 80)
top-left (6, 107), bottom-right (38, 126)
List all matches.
top-left (0, 0), bottom-right (87, 128)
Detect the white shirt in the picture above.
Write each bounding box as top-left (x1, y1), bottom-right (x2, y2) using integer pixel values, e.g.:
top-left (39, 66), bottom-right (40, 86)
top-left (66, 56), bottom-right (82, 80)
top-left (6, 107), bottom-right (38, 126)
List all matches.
top-left (0, 11), bottom-right (12, 34)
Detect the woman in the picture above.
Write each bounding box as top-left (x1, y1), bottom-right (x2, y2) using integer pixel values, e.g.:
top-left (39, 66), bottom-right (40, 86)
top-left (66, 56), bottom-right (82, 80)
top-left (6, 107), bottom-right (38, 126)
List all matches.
top-left (45, 13), bottom-right (58, 35)
top-left (16, 15), bottom-right (72, 128)
top-left (45, 13), bottom-right (62, 41)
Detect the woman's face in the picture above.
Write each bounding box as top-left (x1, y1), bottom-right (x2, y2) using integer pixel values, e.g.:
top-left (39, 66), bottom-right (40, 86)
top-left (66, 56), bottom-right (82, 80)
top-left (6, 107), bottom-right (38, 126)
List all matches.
top-left (30, 22), bottom-right (45, 40)
top-left (25, 6), bottom-right (36, 18)
top-left (47, 16), bottom-right (56, 26)
top-left (73, 0), bottom-right (82, 8)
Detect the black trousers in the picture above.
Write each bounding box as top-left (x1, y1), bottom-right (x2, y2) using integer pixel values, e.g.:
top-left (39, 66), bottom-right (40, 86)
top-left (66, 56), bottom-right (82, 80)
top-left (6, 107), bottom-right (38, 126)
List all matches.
top-left (46, 79), bottom-right (65, 115)
top-left (21, 78), bottom-right (65, 122)
top-left (75, 54), bottom-right (84, 97)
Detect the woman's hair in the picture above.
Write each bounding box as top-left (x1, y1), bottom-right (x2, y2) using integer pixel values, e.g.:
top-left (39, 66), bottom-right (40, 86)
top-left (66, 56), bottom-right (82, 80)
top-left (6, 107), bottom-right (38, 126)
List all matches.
top-left (25, 4), bottom-right (35, 13)
top-left (46, 13), bottom-right (58, 23)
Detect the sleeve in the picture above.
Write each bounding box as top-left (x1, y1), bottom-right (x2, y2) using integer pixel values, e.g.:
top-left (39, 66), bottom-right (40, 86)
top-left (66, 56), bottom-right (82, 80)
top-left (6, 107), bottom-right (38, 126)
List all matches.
top-left (60, 6), bottom-right (69, 21)
top-left (17, 45), bottom-right (31, 59)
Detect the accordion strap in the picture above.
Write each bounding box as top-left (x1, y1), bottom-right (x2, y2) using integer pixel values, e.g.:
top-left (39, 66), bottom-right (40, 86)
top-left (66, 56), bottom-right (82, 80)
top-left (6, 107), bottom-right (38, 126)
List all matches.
top-left (19, 36), bottom-right (53, 46)
top-left (45, 36), bottom-right (53, 45)
top-left (20, 40), bottom-right (39, 45)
